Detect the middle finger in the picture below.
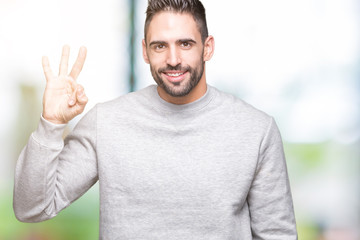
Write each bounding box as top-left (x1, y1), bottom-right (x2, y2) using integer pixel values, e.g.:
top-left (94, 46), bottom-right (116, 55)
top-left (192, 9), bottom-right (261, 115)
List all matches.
top-left (59, 45), bottom-right (70, 76)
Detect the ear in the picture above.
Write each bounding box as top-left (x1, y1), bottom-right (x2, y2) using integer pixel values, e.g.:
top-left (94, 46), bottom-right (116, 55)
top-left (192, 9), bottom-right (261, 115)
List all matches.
top-left (142, 39), bottom-right (150, 64)
top-left (203, 35), bottom-right (215, 61)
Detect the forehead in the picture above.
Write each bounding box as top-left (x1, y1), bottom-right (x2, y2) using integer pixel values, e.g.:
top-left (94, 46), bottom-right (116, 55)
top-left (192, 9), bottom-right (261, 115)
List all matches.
top-left (146, 11), bottom-right (201, 42)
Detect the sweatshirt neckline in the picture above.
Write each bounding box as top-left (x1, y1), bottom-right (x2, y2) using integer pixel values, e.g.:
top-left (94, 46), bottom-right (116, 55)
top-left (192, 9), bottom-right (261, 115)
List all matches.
top-left (149, 84), bottom-right (215, 113)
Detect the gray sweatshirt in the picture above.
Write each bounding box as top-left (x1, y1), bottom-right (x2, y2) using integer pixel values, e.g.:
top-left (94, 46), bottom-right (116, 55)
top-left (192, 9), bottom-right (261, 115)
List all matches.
top-left (14, 85), bottom-right (297, 239)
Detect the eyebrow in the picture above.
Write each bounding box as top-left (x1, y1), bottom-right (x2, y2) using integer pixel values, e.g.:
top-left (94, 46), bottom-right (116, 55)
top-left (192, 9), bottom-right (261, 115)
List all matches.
top-left (149, 38), bottom-right (197, 47)
top-left (149, 41), bottom-right (167, 47)
top-left (177, 38), bottom-right (197, 45)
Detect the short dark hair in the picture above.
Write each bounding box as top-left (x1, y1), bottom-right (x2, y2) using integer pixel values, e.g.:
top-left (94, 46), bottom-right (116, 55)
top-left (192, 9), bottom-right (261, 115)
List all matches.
top-left (144, 0), bottom-right (208, 43)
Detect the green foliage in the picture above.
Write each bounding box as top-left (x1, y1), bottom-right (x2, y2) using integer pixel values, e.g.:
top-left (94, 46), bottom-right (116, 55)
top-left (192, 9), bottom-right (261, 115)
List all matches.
top-left (0, 186), bottom-right (99, 240)
top-left (297, 222), bottom-right (321, 240)
top-left (284, 142), bottom-right (328, 170)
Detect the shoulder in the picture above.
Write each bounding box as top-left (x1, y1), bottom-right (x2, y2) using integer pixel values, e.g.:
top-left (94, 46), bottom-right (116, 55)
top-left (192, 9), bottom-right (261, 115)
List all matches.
top-left (208, 86), bottom-right (282, 150)
top-left (96, 85), bottom-right (156, 111)
top-left (210, 86), bottom-right (272, 128)
top-left (85, 85), bottom-right (158, 126)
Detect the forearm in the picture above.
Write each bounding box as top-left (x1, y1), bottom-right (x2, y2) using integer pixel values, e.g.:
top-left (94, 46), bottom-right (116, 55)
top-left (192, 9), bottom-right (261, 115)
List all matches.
top-left (14, 108), bottom-right (98, 223)
top-left (14, 117), bottom-right (66, 222)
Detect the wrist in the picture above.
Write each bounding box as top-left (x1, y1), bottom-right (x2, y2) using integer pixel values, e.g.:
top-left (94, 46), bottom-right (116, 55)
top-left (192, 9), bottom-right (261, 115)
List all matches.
top-left (32, 115), bottom-right (67, 148)
top-left (42, 113), bottom-right (68, 125)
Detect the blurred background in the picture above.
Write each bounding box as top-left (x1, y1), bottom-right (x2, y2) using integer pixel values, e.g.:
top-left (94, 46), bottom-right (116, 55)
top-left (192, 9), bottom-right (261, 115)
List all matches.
top-left (0, 0), bottom-right (359, 239)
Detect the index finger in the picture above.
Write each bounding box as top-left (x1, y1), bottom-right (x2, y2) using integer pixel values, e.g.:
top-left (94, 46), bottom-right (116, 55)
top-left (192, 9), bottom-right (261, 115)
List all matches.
top-left (69, 46), bottom-right (87, 80)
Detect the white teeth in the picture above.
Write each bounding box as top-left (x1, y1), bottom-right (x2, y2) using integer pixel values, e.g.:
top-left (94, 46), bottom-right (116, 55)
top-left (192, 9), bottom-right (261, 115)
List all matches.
top-left (166, 72), bottom-right (183, 77)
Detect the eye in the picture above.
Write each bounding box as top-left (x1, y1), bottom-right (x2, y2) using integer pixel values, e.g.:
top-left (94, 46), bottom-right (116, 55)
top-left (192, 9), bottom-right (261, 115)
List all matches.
top-left (155, 44), bottom-right (165, 50)
top-left (181, 42), bottom-right (191, 48)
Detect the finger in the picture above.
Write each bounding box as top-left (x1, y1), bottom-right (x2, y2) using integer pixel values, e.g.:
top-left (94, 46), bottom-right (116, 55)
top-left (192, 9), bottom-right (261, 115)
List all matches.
top-left (42, 56), bottom-right (53, 81)
top-left (76, 85), bottom-right (88, 106)
top-left (68, 93), bottom-right (76, 106)
top-left (59, 45), bottom-right (70, 76)
top-left (69, 46), bottom-right (87, 80)
top-left (68, 78), bottom-right (77, 106)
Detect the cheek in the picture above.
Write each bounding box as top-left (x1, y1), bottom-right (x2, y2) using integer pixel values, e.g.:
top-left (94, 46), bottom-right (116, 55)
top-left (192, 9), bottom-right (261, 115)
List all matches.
top-left (183, 50), bottom-right (203, 66)
top-left (148, 53), bottom-right (167, 67)
top-left (148, 59), bottom-right (163, 75)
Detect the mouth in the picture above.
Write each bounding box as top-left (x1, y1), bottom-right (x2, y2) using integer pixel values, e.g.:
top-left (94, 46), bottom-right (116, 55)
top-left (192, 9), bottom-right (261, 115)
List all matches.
top-left (162, 71), bottom-right (188, 83)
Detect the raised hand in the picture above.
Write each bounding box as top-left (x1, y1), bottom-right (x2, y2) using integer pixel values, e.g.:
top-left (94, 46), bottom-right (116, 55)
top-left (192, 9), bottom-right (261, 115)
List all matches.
top-left (42, 45), bottom-right (88, 124)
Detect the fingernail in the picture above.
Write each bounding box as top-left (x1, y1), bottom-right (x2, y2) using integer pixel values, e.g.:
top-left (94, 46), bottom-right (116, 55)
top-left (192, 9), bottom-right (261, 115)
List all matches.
top-left (69, 99), bottom-right (75, 105)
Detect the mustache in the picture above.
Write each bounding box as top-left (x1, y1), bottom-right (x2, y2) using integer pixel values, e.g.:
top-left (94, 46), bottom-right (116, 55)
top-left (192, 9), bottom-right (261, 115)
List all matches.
top-left (158, 64), bottom-right (191, 74)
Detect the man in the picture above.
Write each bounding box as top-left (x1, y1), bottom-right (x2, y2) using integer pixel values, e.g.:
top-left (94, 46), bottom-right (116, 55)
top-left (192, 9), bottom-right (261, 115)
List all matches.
top-left (14, 0), bottom-right (298, 239)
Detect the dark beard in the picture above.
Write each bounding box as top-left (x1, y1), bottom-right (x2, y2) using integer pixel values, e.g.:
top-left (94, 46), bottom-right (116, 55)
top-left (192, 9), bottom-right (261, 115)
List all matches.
top-left (150, 58), bottom-right (205, 97)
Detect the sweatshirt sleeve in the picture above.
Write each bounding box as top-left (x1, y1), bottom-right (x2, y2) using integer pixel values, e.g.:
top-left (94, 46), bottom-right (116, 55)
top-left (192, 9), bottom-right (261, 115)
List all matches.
top-left (247, 117), bottom-right (298, 239)
top-left (13, 106), bottom-right (98, 222)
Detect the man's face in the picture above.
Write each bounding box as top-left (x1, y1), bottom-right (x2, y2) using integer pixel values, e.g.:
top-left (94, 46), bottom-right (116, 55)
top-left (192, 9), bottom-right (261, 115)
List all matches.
top-left (143, 12), bottom-right (208, 100)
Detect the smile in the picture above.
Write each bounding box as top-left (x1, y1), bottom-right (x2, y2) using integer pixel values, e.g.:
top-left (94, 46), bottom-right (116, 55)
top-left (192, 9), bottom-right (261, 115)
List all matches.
top-left (162, 71), bottom-right (188, 83)
top-left (165, 72), bottom-right (184, 77)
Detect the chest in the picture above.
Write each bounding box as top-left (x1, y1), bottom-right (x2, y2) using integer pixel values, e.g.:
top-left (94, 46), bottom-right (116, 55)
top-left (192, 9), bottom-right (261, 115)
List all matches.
top-left (97, 115), bottom-right (260, 208)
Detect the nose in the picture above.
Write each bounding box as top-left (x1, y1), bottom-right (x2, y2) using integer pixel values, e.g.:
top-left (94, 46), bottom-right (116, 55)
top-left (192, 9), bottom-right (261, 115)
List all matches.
top-left (166, 46), bottom-right (181, 67)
